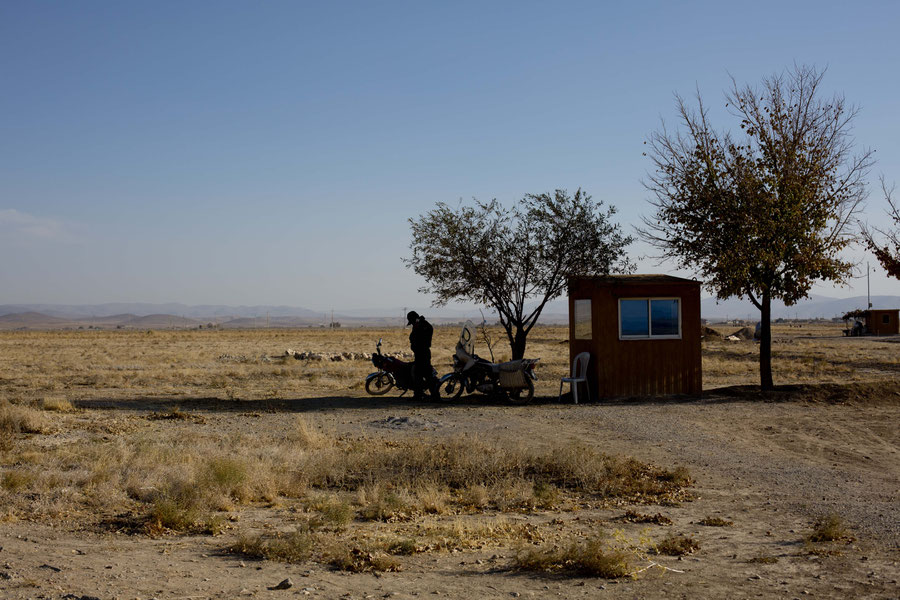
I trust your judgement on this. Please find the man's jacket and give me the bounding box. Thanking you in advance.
[409,317,433,354]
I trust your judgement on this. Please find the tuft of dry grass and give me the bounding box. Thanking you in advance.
[229,529,317,563]
[325,543,402,573]
[623,510,672,526]
[40,397,75,412]
[698,516,733,527]
[652,534,700,556]
[807,514,853,543]
[514,536,632,578]
[0,402,48,435]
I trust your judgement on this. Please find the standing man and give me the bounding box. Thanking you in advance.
[407,310,437,399]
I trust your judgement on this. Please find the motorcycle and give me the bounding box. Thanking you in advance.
[365,338,438,397]
[437,321,539,403]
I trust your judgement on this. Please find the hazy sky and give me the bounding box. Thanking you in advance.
[3,1,899,310]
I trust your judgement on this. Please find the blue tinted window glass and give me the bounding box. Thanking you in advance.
[620,300,648,336]
[650,299,679,336]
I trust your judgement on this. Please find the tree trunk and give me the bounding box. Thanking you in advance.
[510,327,528,360]
[760,293,774,390]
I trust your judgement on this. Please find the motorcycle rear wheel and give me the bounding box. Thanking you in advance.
[506,378,535,404]
[365,373,395,395]
[437,374,465,402]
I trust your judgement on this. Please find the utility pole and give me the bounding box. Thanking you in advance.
[867,261,873,309]
[266,311,270,329]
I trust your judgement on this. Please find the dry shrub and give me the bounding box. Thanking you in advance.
[325,543,401,573]
[652,534,700,556]
[415,483,449,514]
[303,436,689,506]
[40,397,75,412]
[515,536,632,578]
[0,402,47,434]
[290,415,330,449]
[623,510,672,526]
[2,469,37,492]
[698,516,733,527]
[309,496,353,530]
[532,481,561,509]
[807,514,853,543]
[230,529,316,563]
[357,485,411,522]
[385,537,418,555]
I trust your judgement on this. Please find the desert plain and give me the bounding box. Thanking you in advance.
[1,323,898,599]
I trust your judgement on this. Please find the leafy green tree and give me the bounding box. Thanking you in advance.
[407,189,633,359]
[641,65,873,389]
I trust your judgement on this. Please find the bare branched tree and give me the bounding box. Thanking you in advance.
[861,177,900,279]
[407,189,633,359]
[640,65,874,389]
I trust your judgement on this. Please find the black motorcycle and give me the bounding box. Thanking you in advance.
[365,338,438,397]
[437,321,539,403]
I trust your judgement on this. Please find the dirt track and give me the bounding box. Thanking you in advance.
[2,389,898,600]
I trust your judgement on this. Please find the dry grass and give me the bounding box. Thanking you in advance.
[698,516,733,527]
[0,401,48,435]
[623,510,672,526]
[514,535,633,578]
[807,514,853,543]
[0,323,892,573]
[652,534,701,556]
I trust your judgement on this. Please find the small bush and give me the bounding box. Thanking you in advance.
[652,534,700,556]
[326,544,401,573]
[358,489,409,522]
[532,481,561,509]
[2,469,36,492]
[230,529,316,563]
[147,497,204,532]
[807,514,853,542]
[748,554,778,564]
[515,537,631,578]
[40,397,75,412]
[385,537,418,555]
[312,498,353,530]
[204,457,248,496]
[698,516,733,527]
[0,404,47,434]
[459,483,489,509]
[623,510,672,525]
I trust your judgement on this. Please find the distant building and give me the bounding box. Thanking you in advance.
[865,309,899,335]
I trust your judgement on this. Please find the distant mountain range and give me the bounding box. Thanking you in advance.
[0,295,897,330]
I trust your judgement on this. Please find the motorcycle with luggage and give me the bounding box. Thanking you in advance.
[437,321,539,403]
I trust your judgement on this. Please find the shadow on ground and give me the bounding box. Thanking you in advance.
[71,381,900,414]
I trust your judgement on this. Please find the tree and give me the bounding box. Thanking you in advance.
[640,65,874,390]
[861,178,900,279]
[406,189,633,359]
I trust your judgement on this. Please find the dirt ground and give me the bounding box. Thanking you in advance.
[1,326,898,599]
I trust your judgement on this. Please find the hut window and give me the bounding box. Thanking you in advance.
[574,299,592,339]
[619,298,681,339]
[883,314,891,324]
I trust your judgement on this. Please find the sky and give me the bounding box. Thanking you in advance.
[2,0,900,311]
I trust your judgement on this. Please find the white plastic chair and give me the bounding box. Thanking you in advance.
[559,352,591,404]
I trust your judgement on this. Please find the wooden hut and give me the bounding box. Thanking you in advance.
[568,275,702,398]
[865,309,900,335]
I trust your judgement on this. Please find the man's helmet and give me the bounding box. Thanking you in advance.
[406,310,419,326]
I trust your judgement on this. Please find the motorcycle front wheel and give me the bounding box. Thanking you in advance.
[365,372,395,396]
[437,374,465,402]
[506,378,535,404]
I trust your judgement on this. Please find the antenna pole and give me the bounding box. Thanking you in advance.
[867,262,872,309]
